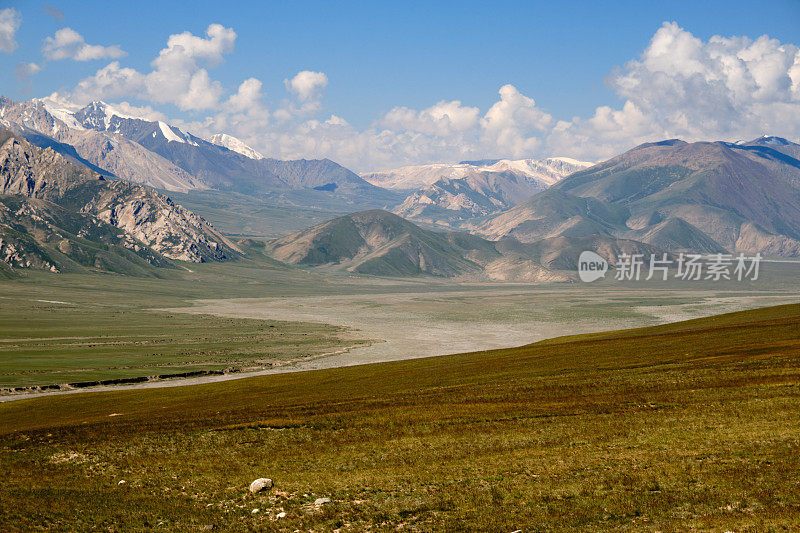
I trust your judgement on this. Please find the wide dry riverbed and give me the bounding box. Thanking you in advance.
[3,285,797,402]
[163,287,798,370]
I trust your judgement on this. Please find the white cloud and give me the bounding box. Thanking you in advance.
[479,84,554,157]
[42,28,126,61]
[111,101,168,122]
[226,78,265,112]
[284,71,328,102]
[60,22,800,171]
[143,23,236,111]
[381,100,480,137]
[602,22,800,144]
[0,8,21,53]
[70,23,236,111]
[15,62,41,82]
[154,23,236,69]
[71,61,146,103]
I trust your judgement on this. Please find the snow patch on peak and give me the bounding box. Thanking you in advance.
[36,95,85,130]
[158,121,186,144]
[545,156,594,167]
[363,157,593,191]
[207,133,264,160]
[91,101,137,124]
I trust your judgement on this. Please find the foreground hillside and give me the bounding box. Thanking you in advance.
[1,304,799,530]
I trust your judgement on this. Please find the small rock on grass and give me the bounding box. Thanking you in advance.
[249,478,273,493]
[314,497,331,506]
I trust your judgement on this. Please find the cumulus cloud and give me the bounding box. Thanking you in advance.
[592,22,800,150]
[479,84,554,156]
[69,23,236,111]
[71,61,145,103]
[15,62,41,82]
[0,8,21,53]
[226,78,265,112]
[284,71,328,102]
[381,100,480,137]
[60,22,800,170]
[43,28,126,61]
[144,23,236,110]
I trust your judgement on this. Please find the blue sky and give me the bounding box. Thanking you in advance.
[1,1,800,169]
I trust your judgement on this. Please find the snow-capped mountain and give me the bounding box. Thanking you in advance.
[0,97,206,192]
[63,101,376,193]
[208,133,264,160]
[361,157,592,191]
[0,96,379,196]
[363,157,592,228]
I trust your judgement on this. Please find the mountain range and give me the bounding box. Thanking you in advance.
[3,93,800,278]
[0,97,379,196]
[475,137,800,257]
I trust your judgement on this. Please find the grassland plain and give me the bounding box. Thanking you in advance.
[1,258,799,391]
[0,296,369,388]
[0,259,455,389]
[1,304,799,531]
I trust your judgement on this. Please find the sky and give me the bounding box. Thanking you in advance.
[1,0,799,171]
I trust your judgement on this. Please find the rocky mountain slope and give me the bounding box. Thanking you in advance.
[476,138,800,256]
[68,100,377,194]
[0,129,239,274]
[0,96,407,237]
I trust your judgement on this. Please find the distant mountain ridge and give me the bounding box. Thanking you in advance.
[475,137,800,257]
[361,157,591,191]
[362,157,592,228]
[0,97,206,192]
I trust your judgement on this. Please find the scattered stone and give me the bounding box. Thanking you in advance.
[314,497,331,506]
[249,478,273,493]
[276,512,287,519]
[251,508,260,514]
[117,480,126,485]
